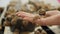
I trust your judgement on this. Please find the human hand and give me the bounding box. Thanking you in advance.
[16,11,40,22]
[16,10,60,25]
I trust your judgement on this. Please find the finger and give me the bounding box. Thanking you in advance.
[16,12,26,17]
[23,17,33,22]
[17,12,33,17]
[16,11,26,15]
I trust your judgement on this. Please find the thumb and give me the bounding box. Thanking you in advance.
[46,10,60,17]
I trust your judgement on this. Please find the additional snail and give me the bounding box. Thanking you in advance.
[57,7,60,11]
[0,7,4,17]
[37,8,46,16]
[13,29,20,34]
[34,29,42,34]
[21,3,37,13]
[26,4,37,12]
[0,25,2,30]
[34,29,47,34]
[5,6,17,17]
[0,7,4,13]
[0,25,5,34]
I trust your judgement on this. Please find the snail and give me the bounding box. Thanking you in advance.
[4,14,36,34]
[34,29,47,34]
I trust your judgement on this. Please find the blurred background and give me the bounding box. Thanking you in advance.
[0,0,60,34]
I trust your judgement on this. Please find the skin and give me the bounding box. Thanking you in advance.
[16,10,60,26]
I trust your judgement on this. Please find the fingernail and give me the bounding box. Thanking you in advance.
[18,14,21,17]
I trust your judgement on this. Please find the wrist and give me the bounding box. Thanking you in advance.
[34,18,47,26]
[32,14,40,21]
